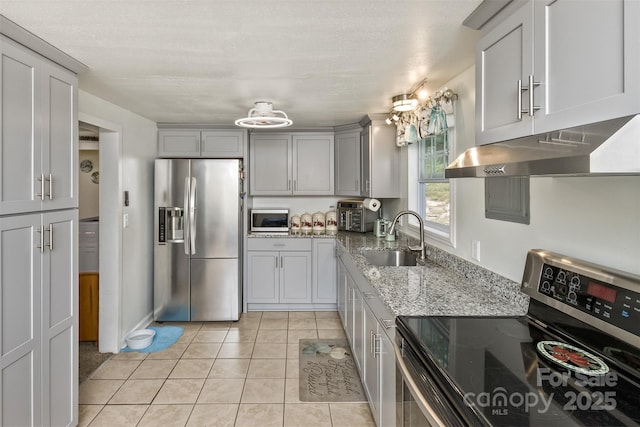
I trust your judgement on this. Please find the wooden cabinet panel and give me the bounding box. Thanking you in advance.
[79,273,99,341]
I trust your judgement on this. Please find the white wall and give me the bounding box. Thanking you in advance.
[78,149,100,219]
[79,90,157,347]
[251,196,340,219]
[402,66,640,282]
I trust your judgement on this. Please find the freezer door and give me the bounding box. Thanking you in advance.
[190,159,241,258]
[191,258,240,321]
[154,159,191,321]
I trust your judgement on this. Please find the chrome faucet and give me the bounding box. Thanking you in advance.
[388,210,426,260]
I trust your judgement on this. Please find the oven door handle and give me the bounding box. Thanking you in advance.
[394,342,448,427]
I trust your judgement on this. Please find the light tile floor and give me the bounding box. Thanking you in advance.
[79,311,376,427]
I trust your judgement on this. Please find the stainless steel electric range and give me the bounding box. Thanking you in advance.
[395,249,640,427]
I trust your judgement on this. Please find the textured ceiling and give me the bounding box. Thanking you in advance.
[1,0,482,128]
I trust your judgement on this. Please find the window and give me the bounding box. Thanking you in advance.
[407,128,455,246]
[419,132,450,228]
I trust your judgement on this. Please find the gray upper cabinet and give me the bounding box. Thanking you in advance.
[334,128,362,196]
[292,134,334,195]
[1,36,78,215]
[249,133,292,195]
[158,129,246,158]
[476,0,640,145]
[360,116,400,198]
[249,132,334,196]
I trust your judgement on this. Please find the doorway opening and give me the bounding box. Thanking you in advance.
[77,114,123,382]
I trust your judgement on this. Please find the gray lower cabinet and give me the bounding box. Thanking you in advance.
[337,259,348,327]
[337,249,396,427]
[1,35,78,216]
[312,239,337,304]
[158,129,246,158]
[247,238,339,310]
[246,238,312,310]
[0,210,77,427]
[363,304,381,424]
[247,249,312,305]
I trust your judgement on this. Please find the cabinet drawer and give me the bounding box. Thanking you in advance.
[248,238,312,252]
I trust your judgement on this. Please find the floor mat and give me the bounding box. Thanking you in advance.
[120,325,183,353]
[299,338,367,402]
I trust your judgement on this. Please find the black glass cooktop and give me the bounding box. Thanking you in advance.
[397,307,640,427]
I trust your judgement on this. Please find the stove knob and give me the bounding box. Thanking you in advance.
[541,281,551,292]
[557,271,566,284]
[570,275,581,289]
[567,291,577,304]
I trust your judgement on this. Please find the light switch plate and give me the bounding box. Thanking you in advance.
[471,240,481,262]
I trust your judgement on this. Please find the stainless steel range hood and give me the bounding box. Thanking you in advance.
[445,115,640,178]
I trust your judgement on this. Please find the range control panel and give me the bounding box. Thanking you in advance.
[537,263,640,336]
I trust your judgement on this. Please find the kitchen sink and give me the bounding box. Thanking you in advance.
[361,250,417,267]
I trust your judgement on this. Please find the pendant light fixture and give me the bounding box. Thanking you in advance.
[392,94,419,112]
[234,101,293,128]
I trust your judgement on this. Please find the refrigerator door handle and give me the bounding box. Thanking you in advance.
[190,176,197,254]
[184,176,190,255]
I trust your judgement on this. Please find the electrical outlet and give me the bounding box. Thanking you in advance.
[123,213,129,228]
[471,240,481,262]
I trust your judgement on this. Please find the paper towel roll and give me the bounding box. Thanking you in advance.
[362,198,380,212]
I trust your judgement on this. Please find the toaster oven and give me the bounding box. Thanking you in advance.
[337,199,377,233]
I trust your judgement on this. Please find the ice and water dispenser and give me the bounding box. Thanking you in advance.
[158,207,184,243]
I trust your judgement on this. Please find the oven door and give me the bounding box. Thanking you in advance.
[395,335,467,427]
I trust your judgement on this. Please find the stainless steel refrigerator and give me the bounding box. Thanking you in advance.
[154,158,243,321]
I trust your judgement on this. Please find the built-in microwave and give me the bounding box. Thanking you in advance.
[250,209,290,233]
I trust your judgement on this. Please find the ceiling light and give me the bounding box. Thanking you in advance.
[235,101,293,128]
[392,94,418,112]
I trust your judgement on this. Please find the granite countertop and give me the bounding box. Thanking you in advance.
[336,231,529,318]
[247,232,336,239]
